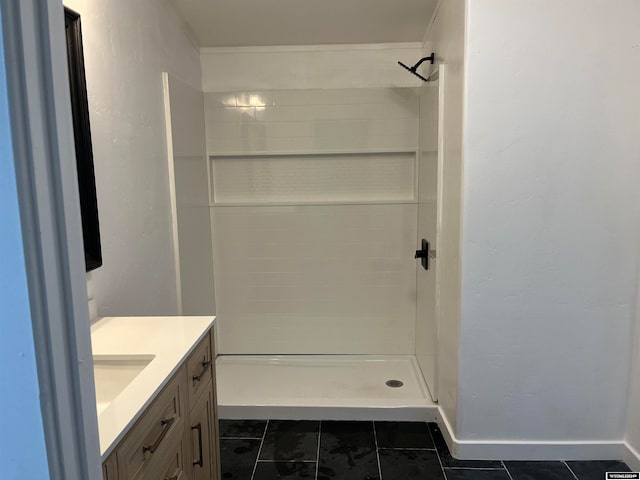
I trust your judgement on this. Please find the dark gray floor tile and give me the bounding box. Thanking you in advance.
[374,421,434,449]
[445,469,511,480]
[220,438,261,480]
[317,421,379,480]
[220,419,268,438]
[259,420,320,461]
[504,461,576,480]
[253,462,316,479]
[427,423,503,469]
[378,449,445,480]
[566,460,632,480]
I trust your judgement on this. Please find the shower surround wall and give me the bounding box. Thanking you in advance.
[422,0,466,432]
[205,88,422,354]
[415,79,440,399]
[163,74,216,316]
[200,44,424,92]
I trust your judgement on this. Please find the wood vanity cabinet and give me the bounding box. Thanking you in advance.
[187,329,220,480]
[102,328,220,480]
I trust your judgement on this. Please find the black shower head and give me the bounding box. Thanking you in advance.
[398,53,436,82]
[398,61,430,82]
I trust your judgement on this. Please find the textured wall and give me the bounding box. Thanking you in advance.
[459,0,640,442]
[626,281,640,467]
[63,0,202,316]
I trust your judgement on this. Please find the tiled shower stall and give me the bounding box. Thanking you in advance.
[167,80,443,420]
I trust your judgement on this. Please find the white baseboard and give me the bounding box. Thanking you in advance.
[623,442,640,472]
[436,408,625,461]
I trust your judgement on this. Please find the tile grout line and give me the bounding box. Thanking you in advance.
[564,461,580,480]
[446,467,509,471]
[220,436,264,440]
[427,423,448,480]
[250,419,269,480]
[372,421,384,480]
[256,460,318,463]
[314,421,321,480]
[501,461,515,480]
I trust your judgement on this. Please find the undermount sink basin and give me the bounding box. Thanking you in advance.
[93,355,155,415]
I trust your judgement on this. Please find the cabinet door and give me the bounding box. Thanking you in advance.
[209,328,220,480]
[187,333,213,403]
[190,383,216,480]
[102,453,118,480]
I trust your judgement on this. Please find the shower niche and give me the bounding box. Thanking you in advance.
[209,151,417,205]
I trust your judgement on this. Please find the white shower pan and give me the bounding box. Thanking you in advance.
[216,355,437,421]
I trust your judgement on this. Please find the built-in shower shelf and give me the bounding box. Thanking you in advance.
[209,150,419,205]
[208,149,418,157]
[210,200,419,207]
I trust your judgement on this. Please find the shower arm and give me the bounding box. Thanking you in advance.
[410,54,435,71]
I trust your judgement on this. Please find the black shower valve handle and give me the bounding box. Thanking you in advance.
[415,239,430,271]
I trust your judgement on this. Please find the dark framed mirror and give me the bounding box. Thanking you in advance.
[64,7,102,272]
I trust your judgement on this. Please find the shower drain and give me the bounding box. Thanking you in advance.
[385,379,404,388]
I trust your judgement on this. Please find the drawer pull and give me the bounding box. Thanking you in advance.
[192,423,204,467]
[165,471,182,480]
[142,416,175,455]
[192,360,211,384]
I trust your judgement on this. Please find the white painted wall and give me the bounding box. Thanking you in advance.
[63,0,201,316]
[87,272,97,322]
[0,25,50,479]
[422,0,466,433]
[200,44,424,92]
[626,279,640,469]
[459,0,640,445]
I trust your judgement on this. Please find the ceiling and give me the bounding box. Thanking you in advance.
[169,0,439,48]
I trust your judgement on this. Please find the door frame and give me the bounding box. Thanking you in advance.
[0,1,101,478]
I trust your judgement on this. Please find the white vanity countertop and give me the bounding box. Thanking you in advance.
[91,315,215,460]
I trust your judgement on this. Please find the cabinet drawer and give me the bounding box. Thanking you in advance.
[147,433,190,480]
[116,368,187,479]
[187,333,213,402]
